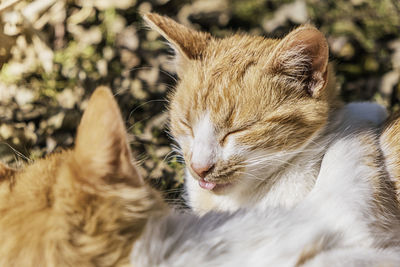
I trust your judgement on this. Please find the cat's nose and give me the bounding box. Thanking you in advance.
[191,162,214,178]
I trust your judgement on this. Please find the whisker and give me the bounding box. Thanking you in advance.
[129,66,178,84]
[127,99,168,122]
[235,171,265,181]
[0,142,32,163]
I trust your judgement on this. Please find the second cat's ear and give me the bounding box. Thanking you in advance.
[269,25,329,98]
[143,13,211,71]
[71,86,143,187]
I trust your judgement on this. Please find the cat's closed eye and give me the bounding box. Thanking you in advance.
[179,119,194,137]
[220,128,249,145]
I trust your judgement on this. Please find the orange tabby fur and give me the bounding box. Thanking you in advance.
[1,85,400,266]
[145,13,340,152]
[381,112,400,203]
[167,29,340,152]
[145,13,362,213]
[0,87,166,266]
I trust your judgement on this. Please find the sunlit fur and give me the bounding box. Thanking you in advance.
[1,85,400,266]
[132,130,400,266]
[144,13,388,213]
[380,112,400,203]
[0,87,165,267]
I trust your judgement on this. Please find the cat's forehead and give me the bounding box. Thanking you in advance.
[203,35,278,73]
[208,35,278,55]
[175,37,289,126]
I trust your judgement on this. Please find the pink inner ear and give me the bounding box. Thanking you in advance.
[284,27,328,73]
[297,31,328,73]
[272,26,329,97]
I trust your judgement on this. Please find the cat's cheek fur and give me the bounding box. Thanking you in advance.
[176,135,192,156]
[221,136,246,161]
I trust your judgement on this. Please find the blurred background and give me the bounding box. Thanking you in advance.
[0,0,399,200]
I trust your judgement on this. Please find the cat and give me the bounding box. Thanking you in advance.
[131,123,400,266]
[0,87,166,267]
[1,86,399,266]
[143,13,390,214]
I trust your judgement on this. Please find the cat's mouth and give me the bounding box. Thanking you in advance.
[187,158,244,193]
[198,179,232,192]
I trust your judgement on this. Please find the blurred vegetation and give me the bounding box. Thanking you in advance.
[0,0,399,201]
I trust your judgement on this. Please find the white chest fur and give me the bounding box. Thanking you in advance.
[132,130,400,267]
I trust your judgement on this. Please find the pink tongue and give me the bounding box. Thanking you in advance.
[199,179,216,190]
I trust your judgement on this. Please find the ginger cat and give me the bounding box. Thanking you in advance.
[144,13,388,213]
[0,87,165,266]
[1,86,399,266]
[132,118,400,266]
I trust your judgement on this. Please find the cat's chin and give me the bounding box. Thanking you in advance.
[199,179,233,193]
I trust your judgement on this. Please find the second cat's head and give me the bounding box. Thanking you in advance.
[145,13,337,193]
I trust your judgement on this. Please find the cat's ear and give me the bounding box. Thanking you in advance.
[269,25,329,98]
[0,162,15,179]
[143,13,211,71]
[72,86,143,187]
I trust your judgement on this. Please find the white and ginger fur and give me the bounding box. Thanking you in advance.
[1,85,399,266]
[132,130,400,266]
[143,13,389,214]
